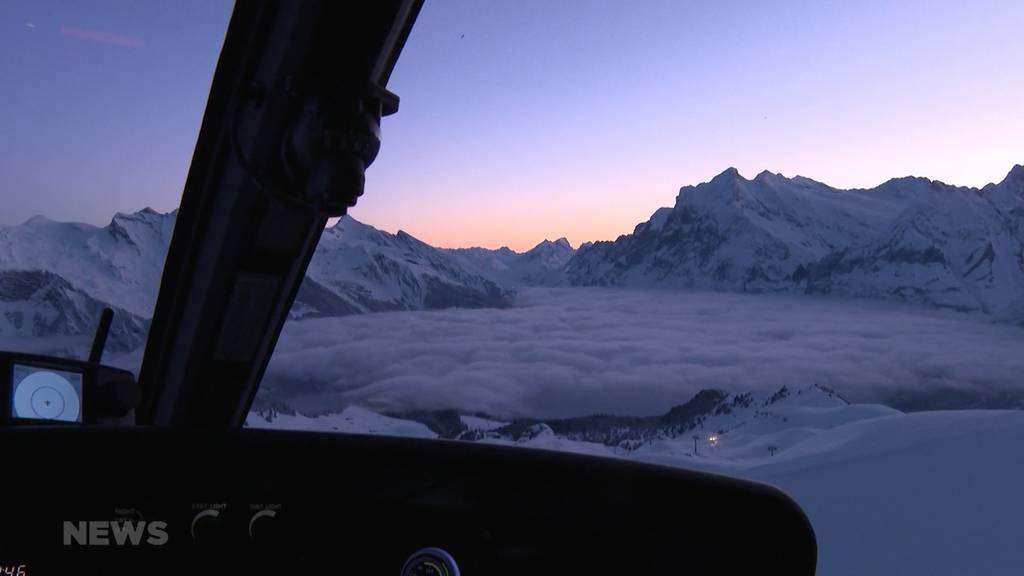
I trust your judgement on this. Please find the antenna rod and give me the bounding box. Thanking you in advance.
[89,308,114,364]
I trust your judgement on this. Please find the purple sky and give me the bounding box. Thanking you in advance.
[3,1,1023,251]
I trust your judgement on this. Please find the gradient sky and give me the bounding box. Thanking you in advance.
[3,1,1023,251]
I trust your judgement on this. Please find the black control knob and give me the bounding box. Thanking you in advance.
[248,509,280,543]
[190,509,224,546]
[401,547,460,576]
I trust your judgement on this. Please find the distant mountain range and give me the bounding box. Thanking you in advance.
[569,165,1024,321]
[447,237,575,286]
[3,164,1023,355]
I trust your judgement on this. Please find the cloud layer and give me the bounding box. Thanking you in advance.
[261,288,1024,418]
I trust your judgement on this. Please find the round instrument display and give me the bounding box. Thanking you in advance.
[401,547,460,576]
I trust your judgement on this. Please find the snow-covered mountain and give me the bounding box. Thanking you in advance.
[7,163,1024,355]
[447,237,575,286]
[0,208,174,318]
[0,208,173,352]
[0,211,512,355]
[294,216,510,318]
[567,165,1024,321]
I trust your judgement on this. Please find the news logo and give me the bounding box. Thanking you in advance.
[62,520,168,546]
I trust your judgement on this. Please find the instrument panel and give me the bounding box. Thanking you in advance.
[0,427,816,575]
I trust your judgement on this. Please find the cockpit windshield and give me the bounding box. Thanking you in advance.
[3,2,1024,575]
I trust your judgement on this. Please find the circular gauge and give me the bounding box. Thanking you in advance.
[401,547,460,576]
[13,370,81,422]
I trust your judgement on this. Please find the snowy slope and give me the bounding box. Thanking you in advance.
[468,389,1024,575]
[447,237,575,286]
[247,389,1024,576]
[456,384,899,452]
[250,384,899,460]
[0,270,149,353]
[641,410,1024,576]
[245,405,436,438]
[568,165,1024,321]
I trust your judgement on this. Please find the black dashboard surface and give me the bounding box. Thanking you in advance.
[0,428,816,575]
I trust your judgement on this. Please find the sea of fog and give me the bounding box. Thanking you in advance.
[258,287,1024,418]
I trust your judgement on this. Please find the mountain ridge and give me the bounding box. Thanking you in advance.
[567,164,1024,321]
[0,212,513,356]
[446,235,576,286]
[4,163,1023,356]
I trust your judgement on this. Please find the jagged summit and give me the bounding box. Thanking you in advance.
[710,166,744,183]
[529,237,574,252]
[1002,164,1024,185]
[754,169,785,182]
[110,206,168,220]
